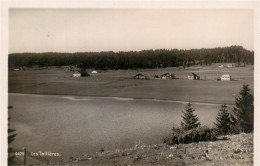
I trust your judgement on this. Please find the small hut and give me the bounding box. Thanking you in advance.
[161,73,175,79]
[73,71,81,77]
[133,73,148,80]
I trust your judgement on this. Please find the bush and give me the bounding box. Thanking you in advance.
[166,126,217,145]
[165,103,217,145]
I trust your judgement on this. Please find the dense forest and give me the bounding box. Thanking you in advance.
[9,46,254,70]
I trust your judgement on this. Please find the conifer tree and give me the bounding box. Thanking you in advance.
[233,84,254,133]
[181,103,201,131]
[8,106,16,166]
[215,104,232,136]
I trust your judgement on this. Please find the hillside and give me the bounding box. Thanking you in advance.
[58,133,253,166]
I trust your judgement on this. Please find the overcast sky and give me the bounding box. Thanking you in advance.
[9,8,254,53]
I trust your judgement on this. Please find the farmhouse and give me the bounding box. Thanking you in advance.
[221,74,231,81]
[188,73,200,80]
[134,73,148,80]
[161,73,175,79]
[73,71,81,77]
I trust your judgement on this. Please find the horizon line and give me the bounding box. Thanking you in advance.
[9,45,254,55]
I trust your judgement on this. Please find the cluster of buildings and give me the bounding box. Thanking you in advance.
[72,68,232,81]
[72,70,98,77]
[218,63,245,68]
[134,72,232,81]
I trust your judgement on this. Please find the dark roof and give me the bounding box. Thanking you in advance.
[134,73,148,79]
[74,71,81,74]
[161,73,174,76]
[192,72,200,77]
[135,73,145,76]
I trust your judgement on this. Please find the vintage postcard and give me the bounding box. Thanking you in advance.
[1,1,259,165]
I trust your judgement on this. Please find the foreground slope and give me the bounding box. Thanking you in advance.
[61,133,253,166]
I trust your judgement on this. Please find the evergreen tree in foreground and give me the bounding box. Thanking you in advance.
[215,104,232,136]
[181,103,201,131]
[8,106,16,166]
[233,84,254,133]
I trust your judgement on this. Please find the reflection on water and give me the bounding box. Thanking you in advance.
[9,93,221,160]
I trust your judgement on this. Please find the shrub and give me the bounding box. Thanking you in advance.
[165,103,217,145]
[167,126,217,145]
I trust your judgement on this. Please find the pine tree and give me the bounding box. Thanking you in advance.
[8,106,16,166]
[181,103,201,131]
[215,104,232,136]
[233,84,254,133]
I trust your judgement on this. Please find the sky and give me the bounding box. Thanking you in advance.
[9,8,254,53]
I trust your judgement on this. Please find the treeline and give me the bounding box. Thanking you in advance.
[9,46,254,70]
[164,84,254,145]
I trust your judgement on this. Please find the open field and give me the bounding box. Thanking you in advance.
[9,65,254,105]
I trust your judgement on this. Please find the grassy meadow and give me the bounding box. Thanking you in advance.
[9,64,253,105]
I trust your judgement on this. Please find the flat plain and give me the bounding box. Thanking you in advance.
[9,64,254,104]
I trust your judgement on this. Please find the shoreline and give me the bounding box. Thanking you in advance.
[8,92,235,107]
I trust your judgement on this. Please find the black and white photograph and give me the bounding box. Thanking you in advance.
[1,1,259,165]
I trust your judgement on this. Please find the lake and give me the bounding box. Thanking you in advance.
[8,93,228,161]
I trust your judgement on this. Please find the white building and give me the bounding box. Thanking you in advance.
[73,71,81,77]
[221,74,231,81]
[188,75,194,80]
[91,70,98,74]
